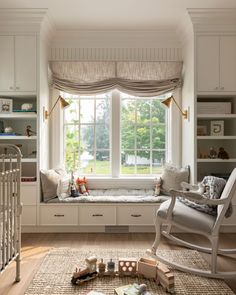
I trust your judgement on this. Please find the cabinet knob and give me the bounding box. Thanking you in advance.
[131,214,142,217]
[215,87,219,90]
[9,86,13,90]
[220,86,224,90]
[15,86,20,90]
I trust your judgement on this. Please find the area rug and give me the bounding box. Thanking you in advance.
[24,248,234,295]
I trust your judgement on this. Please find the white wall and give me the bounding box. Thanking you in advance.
[181,24,196,182]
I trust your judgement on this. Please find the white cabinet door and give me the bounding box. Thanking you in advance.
[0,36,14,91]
[197,35,220,92]
[220,36,236,92]
[15,35,36,92]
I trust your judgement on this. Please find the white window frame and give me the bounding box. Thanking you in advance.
[50,88,182,185]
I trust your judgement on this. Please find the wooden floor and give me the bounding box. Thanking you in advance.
[0,232,236,295]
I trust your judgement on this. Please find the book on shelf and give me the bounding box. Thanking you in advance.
[0,133,19,136]
[13,109,37,113]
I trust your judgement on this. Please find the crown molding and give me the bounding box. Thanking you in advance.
[188,8,236,32]
[0,8,55,35]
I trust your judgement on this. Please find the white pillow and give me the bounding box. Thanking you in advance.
[40,169,61,202]
[161,164,189,195]
[57,176,71,200]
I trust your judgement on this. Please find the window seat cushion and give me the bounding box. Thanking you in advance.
[46,189,169,203]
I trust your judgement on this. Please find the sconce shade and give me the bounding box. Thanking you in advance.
[44,95,70,120]
[161,95,188,120]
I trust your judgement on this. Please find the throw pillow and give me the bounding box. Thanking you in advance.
[57,176,71,200]
[40,169,61,202]
[178,176,232,218]
[160,164,189,195]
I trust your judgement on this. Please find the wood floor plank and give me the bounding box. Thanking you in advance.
[0,233,235,295]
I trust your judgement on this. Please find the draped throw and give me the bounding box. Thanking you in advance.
[50,61,182,97]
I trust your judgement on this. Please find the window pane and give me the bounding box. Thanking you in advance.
[121,150,135,174]
[121,125,135,149]
[137,125,150,149]
[81,150,94,174]
[80,99,94,123]
[64,100,79,124]
[137,99,151,124]
[96,99,110,124]
[152,125,166,149]
[136,151,150,174]
[121,99,135,123]
[152,151,165,174]
[152,100,166,124]
[64,125,79,171]
[96,125,109,149]
[96,151,110,174]
[81,125,94,150]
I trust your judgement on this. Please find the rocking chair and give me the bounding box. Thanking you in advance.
[147,168,236,278]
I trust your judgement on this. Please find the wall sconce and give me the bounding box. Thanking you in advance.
[161,95,188,120]
[44,95,70,120]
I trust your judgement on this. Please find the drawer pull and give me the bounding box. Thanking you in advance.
[54,214,65,217]
[131,214,142,218]
[92,214,103,217]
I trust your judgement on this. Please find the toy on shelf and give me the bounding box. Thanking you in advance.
[76,176,89,195]
[218,147,229,159]
[26,125,37,137]
[208,147,217,159]
[72,256,175,293]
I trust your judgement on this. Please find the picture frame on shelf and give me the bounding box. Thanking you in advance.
[210,120,224,136]
[0,98,13,113]
[197,125,207,136]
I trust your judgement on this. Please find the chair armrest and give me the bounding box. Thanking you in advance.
[169,189,227,205]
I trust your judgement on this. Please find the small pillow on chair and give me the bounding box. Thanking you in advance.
[40,169,61,202]
[160,164,189,195]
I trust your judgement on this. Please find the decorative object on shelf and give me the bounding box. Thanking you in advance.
[21,176,37,182]
[28,150,37,158]
[70,171,79,197]
[26,125,37,137]
[0,120,4,133]
[0,98,13,113]
[21,103,33,111]
[210,120,224,136]
[44,95,70,120]
[197,102,231,114]
[76,176,89,195]
[208,147,217,159]
[218,147,229,160]
[161,95,188,120]
[4,126,13,133]
[197,125,207,136]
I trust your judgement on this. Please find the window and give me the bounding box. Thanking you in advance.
[63,91,168,177]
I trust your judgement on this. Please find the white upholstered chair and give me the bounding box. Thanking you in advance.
[147,168,236,278]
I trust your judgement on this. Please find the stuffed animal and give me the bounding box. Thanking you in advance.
[76,176,89,195]
[154,178,162,196]
[218,147,229,159]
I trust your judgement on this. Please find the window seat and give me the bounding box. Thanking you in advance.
[47,189,169,203]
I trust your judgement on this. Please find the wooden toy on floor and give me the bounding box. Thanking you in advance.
[118,258,137,277]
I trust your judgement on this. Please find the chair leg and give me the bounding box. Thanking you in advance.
[211,236,219,274]
[151,217,162,254]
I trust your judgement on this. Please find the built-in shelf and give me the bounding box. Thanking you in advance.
[0,113,37,119]
[197,158,236,163]
[0,158,37,163]
[0,135,37,140]
[197,114,236,119]
[197,136,236,140]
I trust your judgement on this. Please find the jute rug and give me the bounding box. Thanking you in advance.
[24,248,234,295]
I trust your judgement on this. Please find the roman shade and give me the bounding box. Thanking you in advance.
[50,61,182,97]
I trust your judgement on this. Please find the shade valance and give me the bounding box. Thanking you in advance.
[50,61,182,97]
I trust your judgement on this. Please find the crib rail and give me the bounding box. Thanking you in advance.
[0,144,22,282]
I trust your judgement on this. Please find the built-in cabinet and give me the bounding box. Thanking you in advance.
[0,34,38,226]
[0,35,36,92]
[197,35,236,93]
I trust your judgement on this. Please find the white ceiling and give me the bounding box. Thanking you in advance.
[0,0,236,30]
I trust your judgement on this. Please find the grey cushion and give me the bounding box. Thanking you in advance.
[157,199,216,233]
